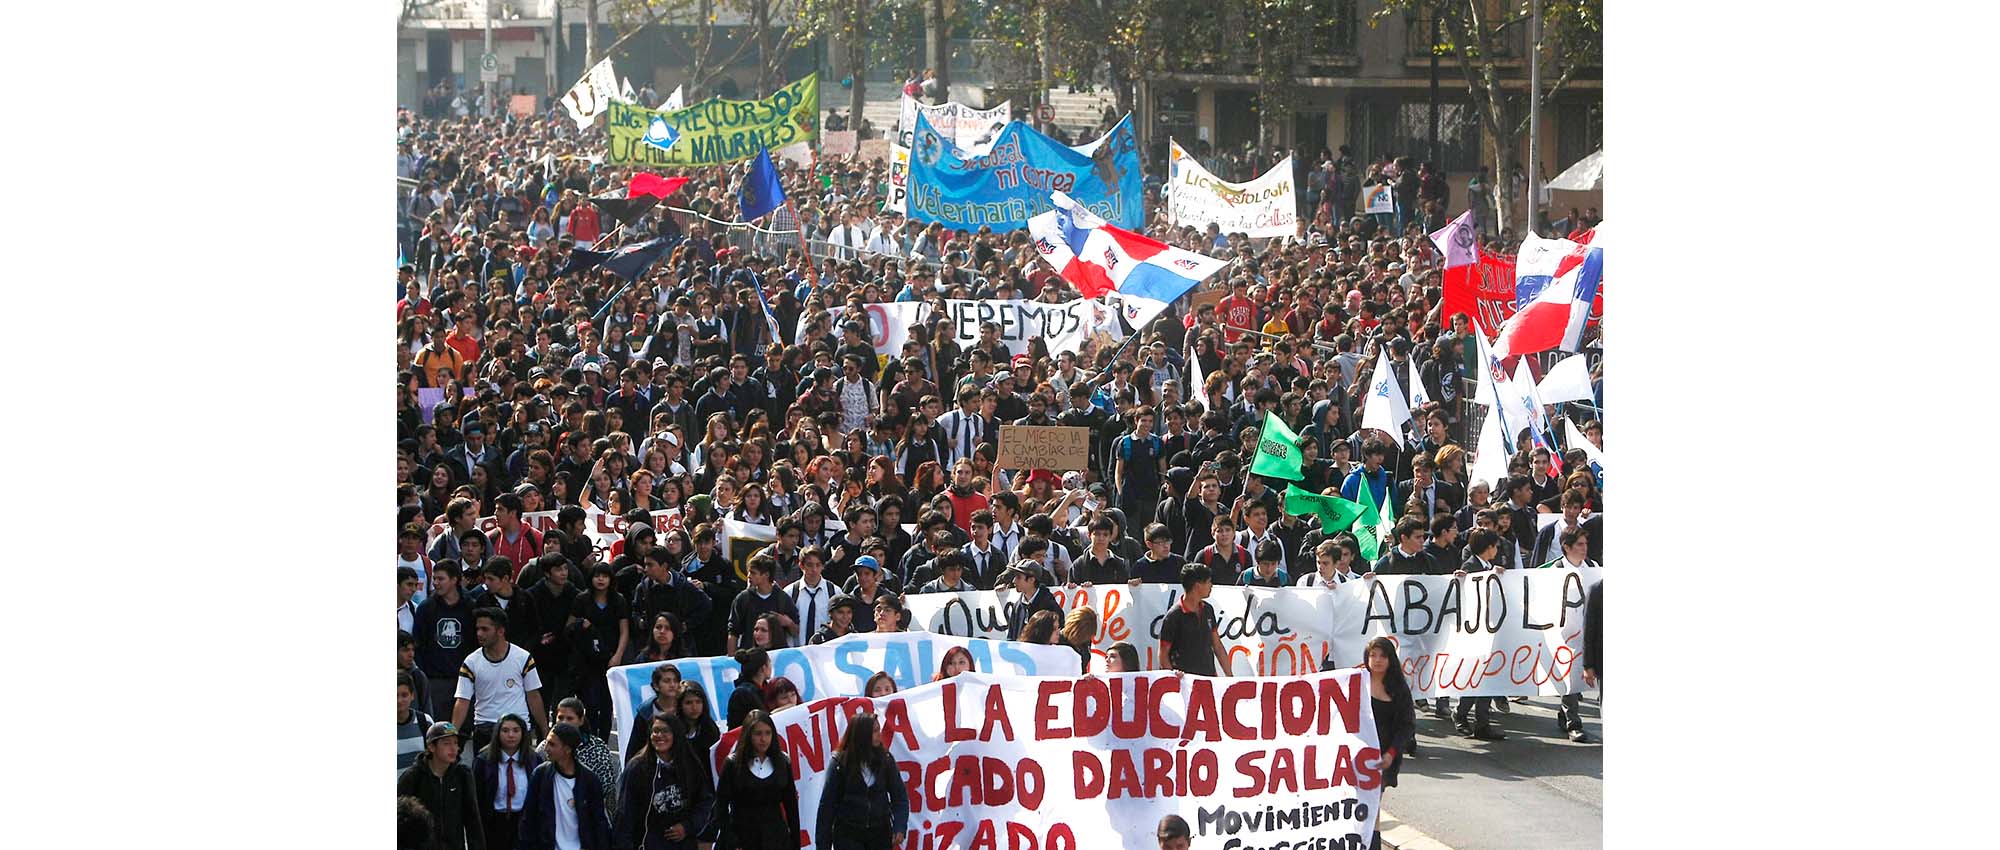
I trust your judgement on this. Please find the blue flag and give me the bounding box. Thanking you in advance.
[738,148,786,222]
[601,235,680,282]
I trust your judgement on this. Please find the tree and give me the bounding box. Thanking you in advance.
[1373,0,1602,234]
[923,0,950,102]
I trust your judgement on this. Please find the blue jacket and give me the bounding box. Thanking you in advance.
[517,762,611,850]
[1339,467,1391,508]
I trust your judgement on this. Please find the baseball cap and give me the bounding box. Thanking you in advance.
[424,721,465,744]
[853,555,881,573]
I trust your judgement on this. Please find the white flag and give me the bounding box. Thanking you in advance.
[1407,356,1431,411]
[1468,406,1511,492]
[1564,418,1604,468]
[1360,348,1412,447]
[619,77,637,104]
[1186,341,1206,402]
[1470,327,1500,406]
[560,58,622,129]
[1536,352,1596,404]
[661,85,684,111]
[1511,359,1551,435]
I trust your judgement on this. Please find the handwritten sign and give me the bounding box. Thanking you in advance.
[508,94,537,117]
[858,137,892,163]
[996,425,1091,471]
[820,130,857,156]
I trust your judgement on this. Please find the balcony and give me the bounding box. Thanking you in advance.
[1406,16,1517,66]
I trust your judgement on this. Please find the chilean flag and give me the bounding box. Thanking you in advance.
[1430,210,1480,322]
[1493,230,1603,359]
[1028,191,1229,330]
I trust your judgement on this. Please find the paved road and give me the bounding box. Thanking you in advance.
[1381,695,1602,850]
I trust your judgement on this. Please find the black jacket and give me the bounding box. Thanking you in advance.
[1373,547,1436,576]
[726,679,767,730]
[716,752,803,850]
[397,753,487,850]
[474,748,544,814]
[518,761,610,850]
[1004,585,1063,641]
[615,750,715,850]
[813,753,910,850]
[1584,579,1603,677]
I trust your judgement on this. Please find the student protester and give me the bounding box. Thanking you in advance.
[1156,815,1192,850]
[1131,523,1186,584]
[1451,528,1507,740]
[567,562,630,736]
[808,595,861,644]
[1374,517,1435,575]
[1072,517,1130,585]
[1240,540,1291,587]
[518,723,611,850]
[398,671,435,778]
[399,566,424,634]
[727,556,800,654]
[397,722,486,850]
[813,712,909,850]
[783,545,841,646]
[674,683,723,777]
[1297,535,1364,587]
[1059,607,1099,673]
[1104,642,1142,674]
[1361,636,1416,850]
[1189,515,1253,585]
[933,646,977,681]
[727,647,772,730]
[1000,562,1062,641]
[473,714,540,850]
[453,607,548,752]
[414,560,478,720]
[615,713,715,850]
[536,698,622,814]
[872,592,909,633]
[715,709,802,850]
[1159,564,1230,677]
[400,630,434,722]
[628,612,691,665]
[864,671,899,698]
[625,665,686,761]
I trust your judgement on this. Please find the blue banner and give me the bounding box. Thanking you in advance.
[905,113,1142,233]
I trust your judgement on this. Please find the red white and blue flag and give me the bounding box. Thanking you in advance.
[1028,191,1229,330]
[1494,229,1604,359]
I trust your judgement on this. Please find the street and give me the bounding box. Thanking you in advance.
[1381,695,1603,850]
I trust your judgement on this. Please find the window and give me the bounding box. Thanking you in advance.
[1348,98,1482,173]
[1555,100,1603,173]
[1309,0,1359,55]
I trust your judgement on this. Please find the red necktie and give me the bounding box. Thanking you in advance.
[504,757,516,813]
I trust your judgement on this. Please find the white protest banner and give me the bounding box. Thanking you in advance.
[885,144,910,213]
[560,58,621,129]
[804,298,1107,359]
[462,506,683,565]
[898,96,1012,152]
[904,569,1600,699]
[821,130,858,156]
[858,137,893,162]
[1166,139,1299,238]
[712,669,1384,850]
[607,631,1079,743]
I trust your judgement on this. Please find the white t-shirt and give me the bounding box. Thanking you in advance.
[454,643,542,724]
[552,770,581,850]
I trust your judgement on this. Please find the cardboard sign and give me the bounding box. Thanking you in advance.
[508,94,537,117]
[996,424,1091,471]
[857,137,892,162]
[820,129,857,156]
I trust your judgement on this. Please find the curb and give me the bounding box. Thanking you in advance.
[1378,809,1456,850]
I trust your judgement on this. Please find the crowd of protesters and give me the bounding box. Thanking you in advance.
[394,99,1603,850]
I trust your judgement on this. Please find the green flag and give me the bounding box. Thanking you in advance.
[1353,475,1387,561]
[1250,411,1305,481]
[1283,484,1366,531]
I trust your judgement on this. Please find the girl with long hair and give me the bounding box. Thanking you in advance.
[931,646,975,682]
[813,713,909,850]
[863,672,898,699]
[630,612,689,665]
[1358,636,1416,850]
[475,713,540,850]
[716,710,803,850]
[896,415,942,480]
[674,682,723,775]
[760,676,802,713]
[1059,607,1099,673]
[614,713,715,850]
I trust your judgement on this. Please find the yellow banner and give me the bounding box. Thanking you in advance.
[606,74,818,167]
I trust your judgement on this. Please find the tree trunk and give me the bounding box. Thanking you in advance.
[753,0,774,95]
[847,0,869,127]
[1490,133,1516,237]
[924,0,949,104]
[689,0,714,101]
[584,0,599,64]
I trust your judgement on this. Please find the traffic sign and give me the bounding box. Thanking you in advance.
[479,52,499,83]
[1036,103,1054,123]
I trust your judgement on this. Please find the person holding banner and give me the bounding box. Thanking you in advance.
[813,712,908,850]
[726,648,772,730]
[1158,564,1230,677]
[715,710,802,850]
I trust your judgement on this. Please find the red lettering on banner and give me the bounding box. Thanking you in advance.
[1258,683,1278,739]
[1107,749,1143,799]
[980,757,1016,805]
[1148,677,1177,739]
[1033,680,1071,739]
[881,697,918,751]
[1278,680,1315,736]
[1046,823,1076,850]
[1101,589,1130,642]
[1232,751,1265,798]
[1108,676,1148,739]
[1181,680,1220,742]
[784,719,826,773]
[1301,746,1330,791]
[1329,745,1359,788]
[1006,823,1037,850]
[969,820,999,850]
[923,756,951,809]
[1070,677,1109,737]
[947,755,981,806]
[1355,746,1384,790]
[979,684,1015,741]
[1220,681,1258,740]
[1017,758,1045,809]
[1143,748,1174,798]
[1267,748,1299,793]
[1072,751,1104,798]
[1186,748,1220,796]
[943,683,974,742]
[1322,672,1364,735]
